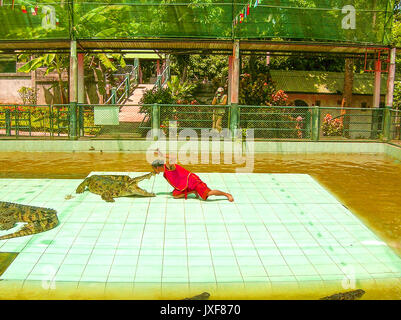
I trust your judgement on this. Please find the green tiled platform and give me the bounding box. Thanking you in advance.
[0,173,400,297]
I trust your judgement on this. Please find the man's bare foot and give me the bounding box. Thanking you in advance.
[226,193,234,202]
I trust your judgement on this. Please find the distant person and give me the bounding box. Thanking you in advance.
[211,87,227,132]
[151,150,234,202]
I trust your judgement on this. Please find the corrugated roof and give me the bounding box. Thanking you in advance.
[269,70,389,95]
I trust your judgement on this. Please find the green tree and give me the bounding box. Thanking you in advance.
[18,54,69,104]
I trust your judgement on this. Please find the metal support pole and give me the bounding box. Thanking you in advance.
[384,48,396,141]
[69,40,78,140]
[311,106,320,141]
[5,109,11,136]
[382,106,391,141]
[227,56,233,105]
[152,103,160,141]
[230,41,240,137]
[78,53,85,137]
[373,59,382,109]
[69,102,77,139]
[229,103,240,136]
[111,87,116,105]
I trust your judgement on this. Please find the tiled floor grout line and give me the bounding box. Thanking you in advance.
[218,174,245,286]
[76,202,114,291]
[132,181,155,293]
[24,195,99,292]
[285,201,355,281]
[271,203,326,284]
[255,176,303,284]
[301,203,372,277]
[199,200,218,287]
[15,186,89,290]
[183,201,190,292]
[314,204,390,279]
[160,195,169,290]
[104,200,134,286]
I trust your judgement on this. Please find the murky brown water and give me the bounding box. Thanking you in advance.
[0,151,400,299]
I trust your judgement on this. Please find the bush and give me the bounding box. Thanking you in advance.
[322,113,344,136]
[239,73,276,105]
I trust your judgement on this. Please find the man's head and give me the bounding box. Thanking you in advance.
[151,159,165,174]
[216,87,224,96]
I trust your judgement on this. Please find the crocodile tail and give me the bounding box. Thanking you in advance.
[76,178,90,193]
[0,215,59,240]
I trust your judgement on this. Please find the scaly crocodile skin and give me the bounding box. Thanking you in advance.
[0,201,58,240]
[76,172,156,202]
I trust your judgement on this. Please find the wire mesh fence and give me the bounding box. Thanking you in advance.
[158,104,228,136]
[0,103,392,142]
[389,109,401,142]
[239,106,311,139]
[0,104,70,138]
[319,107,384,140]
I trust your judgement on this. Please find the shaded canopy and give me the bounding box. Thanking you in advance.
[0,0,394,45]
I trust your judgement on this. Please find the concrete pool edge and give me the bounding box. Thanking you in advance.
[0,141,400,163]
[0,140,396,155]
[0,277,400,300]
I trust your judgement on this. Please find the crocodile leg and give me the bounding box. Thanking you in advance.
[76,177,90,193]
[0,218,15,231]
[101,192,115,202]
[0,217,59,240]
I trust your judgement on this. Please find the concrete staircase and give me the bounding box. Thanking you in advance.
[119,84,154,123]
[97,84,153,138]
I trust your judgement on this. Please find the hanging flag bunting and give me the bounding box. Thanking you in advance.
[56,17,59,25]
[21,5,27,13]
[233,0,262,26]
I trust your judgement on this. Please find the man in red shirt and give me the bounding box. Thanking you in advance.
[151,152,234,202]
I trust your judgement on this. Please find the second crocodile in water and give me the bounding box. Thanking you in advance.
[76,172,156,202]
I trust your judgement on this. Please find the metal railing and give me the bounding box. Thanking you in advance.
[239,105,311,139]
[0,104,70,138]
[152,60,171,91]
[105,63,139,105]
[0,104,399,143]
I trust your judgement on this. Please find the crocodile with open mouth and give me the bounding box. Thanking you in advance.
[76,172,156,202]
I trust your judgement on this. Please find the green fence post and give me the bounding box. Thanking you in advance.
[69,102,78,140]
[229,103,239,138]
[125,74,130,99]
[311,106,320,141]
[371,109,380,139]
[151,103,160,141]
[111,87,116,105]
[15,106,19,137]
[382,106,391,141]
[78,104,84,137]
[5,109,11,136]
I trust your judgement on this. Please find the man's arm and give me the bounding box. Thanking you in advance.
[220,94,228,105]
[155,149,176,170]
